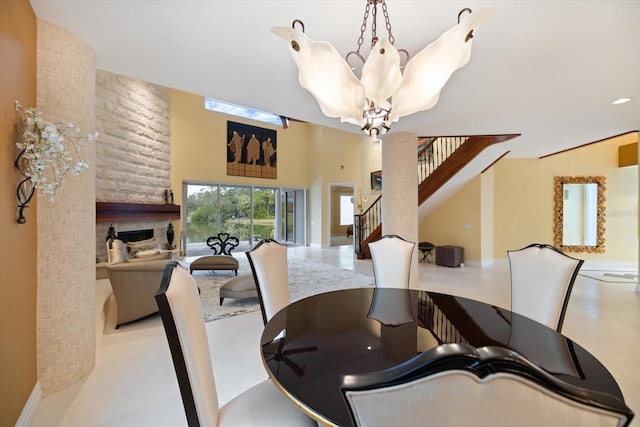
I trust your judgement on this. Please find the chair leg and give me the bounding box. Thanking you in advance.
[220,297,224,305]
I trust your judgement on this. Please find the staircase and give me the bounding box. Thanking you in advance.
[354,134,519,259]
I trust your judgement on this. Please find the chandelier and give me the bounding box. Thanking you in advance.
[272,1,495,138]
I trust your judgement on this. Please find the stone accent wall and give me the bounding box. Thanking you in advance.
[36,19,96,395]
[95,70,172,261]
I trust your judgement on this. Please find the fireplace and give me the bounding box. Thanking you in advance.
[116,229,154,243]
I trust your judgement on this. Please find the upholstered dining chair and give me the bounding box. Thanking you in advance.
[154,262,316,427]
[340,344,633,427]
[507,243,584,332]
[246,239,290,325]
[368,234,415,288]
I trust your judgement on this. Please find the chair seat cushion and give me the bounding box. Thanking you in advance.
[218,379,316,426]
[220,274,257,299]
[189,255,240,272]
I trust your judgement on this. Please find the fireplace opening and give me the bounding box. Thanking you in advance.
[116,229,154,243]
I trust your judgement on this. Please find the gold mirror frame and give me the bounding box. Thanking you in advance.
[554,176,606,253]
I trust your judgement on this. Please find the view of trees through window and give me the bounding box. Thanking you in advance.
[186,184,277,255]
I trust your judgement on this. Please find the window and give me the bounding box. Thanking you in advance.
[340,195,354,225]
[204,97,286,127]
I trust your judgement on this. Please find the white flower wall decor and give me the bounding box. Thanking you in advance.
[14,101,98,223]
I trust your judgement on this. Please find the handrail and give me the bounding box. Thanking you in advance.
[353,194,381,255]
[418,136,468,183]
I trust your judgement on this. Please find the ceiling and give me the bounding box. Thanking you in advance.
[29,0,639,160]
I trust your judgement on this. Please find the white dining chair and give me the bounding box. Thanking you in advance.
[155,262,316,427]
[340,344,632,427]
[368,234,415,288]
[507,243,584,332]
[246,239,291,325]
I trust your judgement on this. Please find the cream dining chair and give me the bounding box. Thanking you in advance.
[368,234,415,288]
[507,243,584,332]
[246,239,291,325]
[340,344,633,427]
[154,262,316,427]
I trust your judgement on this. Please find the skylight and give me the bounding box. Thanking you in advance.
[204,97,285,126]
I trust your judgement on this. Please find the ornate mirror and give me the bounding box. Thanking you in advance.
[554,176,606,253]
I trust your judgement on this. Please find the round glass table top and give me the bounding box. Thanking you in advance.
[260,288,625,427]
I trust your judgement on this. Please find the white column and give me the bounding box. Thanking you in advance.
[381,132,418,288]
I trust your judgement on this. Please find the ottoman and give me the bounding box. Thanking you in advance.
[189,255,239,276]
[219,274,258,305]
[435,245,464,267]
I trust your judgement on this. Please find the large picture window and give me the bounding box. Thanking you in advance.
[184,182,306,256]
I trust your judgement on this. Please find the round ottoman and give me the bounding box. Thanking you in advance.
[219,274,258,305]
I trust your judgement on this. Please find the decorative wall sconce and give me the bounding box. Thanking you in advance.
[13,101,97,224]
[15,150,35,224]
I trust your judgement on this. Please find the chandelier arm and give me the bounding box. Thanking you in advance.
[291,19,305,33]
[458,8,472,24]
[397,48,410,68]
[346,51,367,70]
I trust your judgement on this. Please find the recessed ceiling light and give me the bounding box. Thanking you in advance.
[612,97,632,105]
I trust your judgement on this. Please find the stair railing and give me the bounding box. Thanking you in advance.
[418,136,469,183]
[353,194,381,255]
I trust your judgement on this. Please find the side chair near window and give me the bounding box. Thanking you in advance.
[246,239,291,325]
[340,343,633,427]
[507,243,584,332]
[368,234,416,288]
[154,262,316,427]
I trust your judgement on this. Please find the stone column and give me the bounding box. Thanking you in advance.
[36,19,96,394]
[381,132,418,288]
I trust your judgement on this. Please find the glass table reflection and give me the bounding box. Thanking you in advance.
[260,288,626,427]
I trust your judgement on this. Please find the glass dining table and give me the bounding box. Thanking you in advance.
[260,287,630,427]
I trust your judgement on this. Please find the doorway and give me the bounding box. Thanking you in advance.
[330,184,355,246]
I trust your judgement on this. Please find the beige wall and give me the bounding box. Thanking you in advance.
[421,132,638,265]
[169,89,365,246]
[0,1,38,425]
[419,175,483,263]
[494,132,637,264]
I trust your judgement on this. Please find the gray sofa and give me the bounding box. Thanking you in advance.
[106,238,172,327]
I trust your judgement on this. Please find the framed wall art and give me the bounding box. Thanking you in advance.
[226,121,277,179]
[371,170,382,190]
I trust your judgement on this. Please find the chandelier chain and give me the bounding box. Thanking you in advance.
[381,0,394,45]
[356,2,371,54]
[370,1,378,49]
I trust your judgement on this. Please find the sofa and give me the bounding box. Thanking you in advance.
[106,237,172,328]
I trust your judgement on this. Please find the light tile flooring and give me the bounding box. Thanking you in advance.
[32,245,640,426]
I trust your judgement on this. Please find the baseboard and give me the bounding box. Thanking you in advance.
[581,260,638,271]
[15,381,41,427]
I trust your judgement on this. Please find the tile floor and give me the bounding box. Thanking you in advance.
[31,245,640,426]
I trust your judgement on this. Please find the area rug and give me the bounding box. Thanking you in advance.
[191,256,374,322]
[579,270,638,283]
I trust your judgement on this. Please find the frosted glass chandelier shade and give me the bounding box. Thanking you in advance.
[272,7,495,137]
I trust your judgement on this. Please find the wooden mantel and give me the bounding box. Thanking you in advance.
[96,202,180,223]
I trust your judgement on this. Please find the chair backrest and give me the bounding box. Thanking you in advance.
[368,234,415,288]
[341,344,633,427]
[246,239,290,325]
[508,243,584,331]
[155,262,220,427]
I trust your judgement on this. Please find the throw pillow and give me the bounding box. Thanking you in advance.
[107,239,128,265]
[127,238,161,257]
[133,248,161,258]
